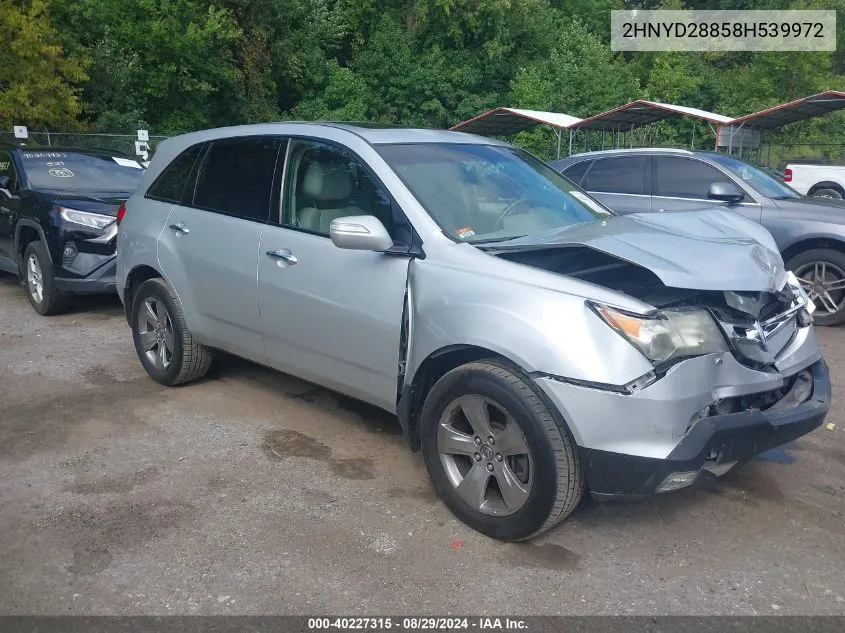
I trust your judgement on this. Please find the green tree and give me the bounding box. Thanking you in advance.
[0,0,87,130]
[53,0,243,132]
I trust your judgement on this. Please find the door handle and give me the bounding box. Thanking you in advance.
[266,249,297,265]
[169,222,190,235]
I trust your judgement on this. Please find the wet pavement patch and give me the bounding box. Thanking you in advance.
[503,542,581,571]
[54,500,195,576]
[264,429,375,479]
[264,429,332,461]
[757,448,796,464]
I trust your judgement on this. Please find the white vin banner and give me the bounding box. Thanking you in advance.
[611,10,836,52]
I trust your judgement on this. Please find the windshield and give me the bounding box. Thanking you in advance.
[710,154,800,200]
[376,143,611,243]
[21,151,144,193]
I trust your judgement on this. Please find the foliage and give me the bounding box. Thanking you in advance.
[2,0,843,162]
[0,0,87,130]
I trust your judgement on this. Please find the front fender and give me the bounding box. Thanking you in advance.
[406,260,653,388]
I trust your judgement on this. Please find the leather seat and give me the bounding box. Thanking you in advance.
[298,161,364,234]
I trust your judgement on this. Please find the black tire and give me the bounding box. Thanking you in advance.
[420,359,585,541]
[22,241,68,316]
[810,187,844,200]
[786,248,845,326]
[131,277,213,385]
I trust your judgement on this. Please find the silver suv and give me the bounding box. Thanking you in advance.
[116,124,830,540]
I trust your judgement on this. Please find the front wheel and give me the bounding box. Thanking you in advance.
[420,359,585,541]
[23,241,67,315]
[787,249,845,326]
[131,278,213,385]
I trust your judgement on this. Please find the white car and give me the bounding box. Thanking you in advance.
[784,161,845,199]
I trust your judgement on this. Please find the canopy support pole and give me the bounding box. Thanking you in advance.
[556,129,562,159]
[568,129,574,156]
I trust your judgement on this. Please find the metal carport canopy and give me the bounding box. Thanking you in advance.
[449,108,582,135]
[568,100,733,130]
[726,91,845,129]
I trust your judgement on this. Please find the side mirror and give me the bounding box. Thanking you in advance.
[707,182,745,204]
[329,215,394,252]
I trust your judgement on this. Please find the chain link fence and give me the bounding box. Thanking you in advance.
[0,131,170,160]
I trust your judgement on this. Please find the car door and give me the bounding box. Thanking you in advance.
[157,136,283,364]
[258,138,410,412]
[580,155,651,215]
[653,155,763,223]
[0,150,22,268]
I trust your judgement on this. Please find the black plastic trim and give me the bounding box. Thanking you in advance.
[581,360,830,498]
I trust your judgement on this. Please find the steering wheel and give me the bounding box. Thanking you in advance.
[493,198,533,231]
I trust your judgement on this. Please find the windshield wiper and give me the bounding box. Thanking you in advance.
[470,235,527,245]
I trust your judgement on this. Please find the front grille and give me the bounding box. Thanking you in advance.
[714,281,808,369]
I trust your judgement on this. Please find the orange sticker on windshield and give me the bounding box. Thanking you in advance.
[456,227,475,239]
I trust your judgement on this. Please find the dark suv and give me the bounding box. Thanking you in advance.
[0,145,144,314]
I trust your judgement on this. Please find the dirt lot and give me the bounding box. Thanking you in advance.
[0,274,843,616]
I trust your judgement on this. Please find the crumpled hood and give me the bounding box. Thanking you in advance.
[493,209,788,292]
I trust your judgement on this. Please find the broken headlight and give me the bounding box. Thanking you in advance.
[592,304,728,365]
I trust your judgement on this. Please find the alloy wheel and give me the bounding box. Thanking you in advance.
[137,297,175,370]
[795,260,845,315]
[437,394,533,516]
[26,254,44,304]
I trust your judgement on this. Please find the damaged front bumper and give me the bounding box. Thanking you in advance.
[535,329,830,499]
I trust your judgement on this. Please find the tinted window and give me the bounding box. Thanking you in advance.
[283,139,394,236]
[19,151,144,193]
[0,151,16,192]
[710,154,798,199]
[562,160,591,186]
[146,144,203,203]
[656,156,727,199]
[377,143,611,244]
[583,156,645,195]
[193,136,282,221]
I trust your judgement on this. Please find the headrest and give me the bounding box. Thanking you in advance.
[302,161,353,201]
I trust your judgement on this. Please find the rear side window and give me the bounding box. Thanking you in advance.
[562,160,591,186]
[146,144,203,203]
[582,156,646,195]
[656,156,726,199]
[192,136,282,222]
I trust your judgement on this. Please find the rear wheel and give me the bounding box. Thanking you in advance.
[23,241,68,316]
[787,248,845,326]
[131,278,213,385]
[420,359,585,541]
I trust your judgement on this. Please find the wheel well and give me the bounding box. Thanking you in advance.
[398,345,509,451]
[782,238,845,266]
[16,225,40,261]
[124,265,162,323]
[808,181,845,195]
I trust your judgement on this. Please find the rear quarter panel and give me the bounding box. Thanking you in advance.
[115,195,172,303]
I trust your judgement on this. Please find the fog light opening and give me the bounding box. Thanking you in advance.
[656,470,699,493]
[62,242,78,265]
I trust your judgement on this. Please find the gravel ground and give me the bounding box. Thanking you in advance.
[0,273,843,616]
